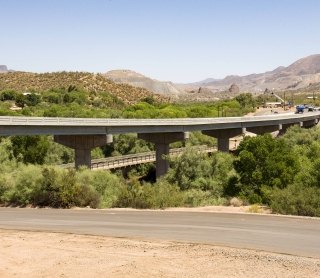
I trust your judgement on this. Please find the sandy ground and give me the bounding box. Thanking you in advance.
[1,224,320,278]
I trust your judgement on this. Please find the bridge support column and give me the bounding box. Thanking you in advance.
[202,128,245,152]
[138,132,187,178]
[54,135,110,168]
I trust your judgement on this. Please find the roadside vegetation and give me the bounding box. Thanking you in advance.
[0,81,319,217]
[1,127,320,216]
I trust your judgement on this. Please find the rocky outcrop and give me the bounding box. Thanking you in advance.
[228,83,239,94]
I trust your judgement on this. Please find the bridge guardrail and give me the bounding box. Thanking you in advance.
[60,145,216,170]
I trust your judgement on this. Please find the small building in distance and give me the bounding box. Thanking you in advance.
[264,102,282,108]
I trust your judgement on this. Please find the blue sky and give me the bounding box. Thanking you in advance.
[1,0,320,82]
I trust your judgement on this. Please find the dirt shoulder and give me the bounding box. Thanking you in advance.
[1,229,319,278]
[99,204,272,215]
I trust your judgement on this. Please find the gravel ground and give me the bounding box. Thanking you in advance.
[0,229,319,278]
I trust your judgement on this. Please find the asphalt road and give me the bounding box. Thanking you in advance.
[0,208,319,258]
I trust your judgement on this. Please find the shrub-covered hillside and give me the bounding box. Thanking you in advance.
[0,71,168,105]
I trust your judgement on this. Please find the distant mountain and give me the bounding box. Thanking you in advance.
[190,77,221,85]
[0,65,8,73]
[187,54,320,93]
[104,70,185,98]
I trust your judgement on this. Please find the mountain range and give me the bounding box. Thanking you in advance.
[196,54,320,92]
[2,54,320,102]
[104,54,320,100]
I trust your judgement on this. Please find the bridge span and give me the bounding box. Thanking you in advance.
[61,146,216,170]
[1,112,319,177]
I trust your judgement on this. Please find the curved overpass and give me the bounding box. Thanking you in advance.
[1,112,319,177]
[0,113,319,135]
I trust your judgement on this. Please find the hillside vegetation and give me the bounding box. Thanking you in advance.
[0,71,168,105]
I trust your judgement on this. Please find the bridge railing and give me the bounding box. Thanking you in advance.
[61,145,216,170]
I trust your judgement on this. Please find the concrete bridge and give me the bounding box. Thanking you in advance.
[61,146,216,170]
[1,112,319,177]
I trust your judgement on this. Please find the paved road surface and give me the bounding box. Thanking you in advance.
[0,208,319,258]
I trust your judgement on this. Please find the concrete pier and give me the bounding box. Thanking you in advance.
[54,135,111,168]
[202,128,245,152]
[138,132,187,177]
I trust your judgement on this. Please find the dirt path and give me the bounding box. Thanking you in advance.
[0,229,319,278]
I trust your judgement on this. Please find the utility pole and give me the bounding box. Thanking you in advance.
[313,91,315,105]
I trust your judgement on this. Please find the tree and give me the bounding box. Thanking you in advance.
[10,135,50,164]
[15,94,26,108]
[0,90,17,101]
[232,134,299,203]
[25,93,41,106]
[235,93,256,109]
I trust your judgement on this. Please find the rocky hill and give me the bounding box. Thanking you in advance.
[0,71,168,104]
[187,54,320,93]
[104,70,185,98]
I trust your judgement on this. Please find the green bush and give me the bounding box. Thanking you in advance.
[0,90,18,101]
[183,189,227,207]
[10,135,50,164]
[5,164,42,205]
[77,169,125,208]
[143,179,184,208]
[270,184,320,217]
[233,134,300,203]
[167,148,234,194]
[114,179,184,209]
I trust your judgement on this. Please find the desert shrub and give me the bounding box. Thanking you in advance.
[2,166,104,208]
[166,148,212,191]
[56,168,100,208]
[229,197,243,207]
[142,179,184,208]
[5,164,42,205]
[246,204,263,213]
[282,125,320,147]
[77,169,125,208]
[33,167,101,208]
[114,182,149,208]
[183,189,227,207]
[167,149,234,195]
[0,90,18,101]
[32,167,63,207]
[0,138,14,165]
[270,184,320,217]
[114,179,184,209]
